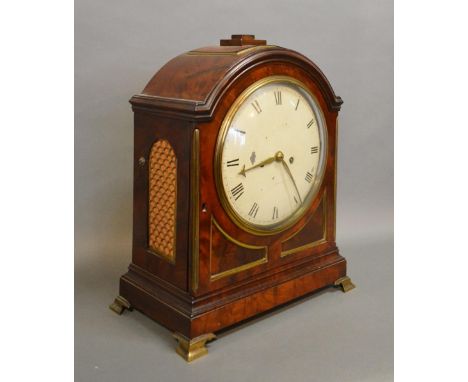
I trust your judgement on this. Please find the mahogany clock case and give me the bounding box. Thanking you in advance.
[112,37,354,348]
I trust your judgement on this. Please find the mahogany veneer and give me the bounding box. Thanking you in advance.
[110,35,354,361]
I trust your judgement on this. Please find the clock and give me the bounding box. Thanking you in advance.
[110,35,355,362]
[215,76,327,234]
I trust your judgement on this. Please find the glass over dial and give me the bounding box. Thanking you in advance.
[217,76,327,233]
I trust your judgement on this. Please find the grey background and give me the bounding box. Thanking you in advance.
[75,0,393,381]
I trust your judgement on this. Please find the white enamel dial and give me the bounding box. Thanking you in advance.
[217,76,327,233]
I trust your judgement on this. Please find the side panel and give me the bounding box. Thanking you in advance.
[132,112,191,290]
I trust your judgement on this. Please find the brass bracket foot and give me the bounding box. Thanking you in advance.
[334,276,356,293]
[109,296,132,315]
[173,332,216,362]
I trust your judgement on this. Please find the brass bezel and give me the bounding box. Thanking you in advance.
[214,75,328,235]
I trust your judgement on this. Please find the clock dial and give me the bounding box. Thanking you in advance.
[216,76,327,233]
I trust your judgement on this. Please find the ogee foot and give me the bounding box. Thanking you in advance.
[334,276,356,293]
[109,295,132,315]
[173,332,216,362]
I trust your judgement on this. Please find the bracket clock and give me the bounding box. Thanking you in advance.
[110,35,355,362]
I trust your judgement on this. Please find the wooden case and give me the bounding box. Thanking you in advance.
[111,35,354,360]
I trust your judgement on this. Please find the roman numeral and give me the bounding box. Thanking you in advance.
[233,129,246,135]
[272,206,279,220]
[226,158,239,167]
[311,146,318,154]
[248,202,259,218]
[295,99,300,110]
[307,119,315,128]
[230,183,244,200]
[274,91,282,105]
[251,100,262,114]
[293,196,299,204]
[305,172,313,183]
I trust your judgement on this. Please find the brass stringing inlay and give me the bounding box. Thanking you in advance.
[210,217,268,281]
[280,191,327,257]
[191,129,200,291]
[148,140,177,262]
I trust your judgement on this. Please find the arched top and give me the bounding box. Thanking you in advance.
[130,43,343,119]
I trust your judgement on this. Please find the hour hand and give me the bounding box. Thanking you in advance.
[238,156,276,177]
[239,164,247,177]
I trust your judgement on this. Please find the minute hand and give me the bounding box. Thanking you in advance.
[280,159,303,204]
[239,156,276,177]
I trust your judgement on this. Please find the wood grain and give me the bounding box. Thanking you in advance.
[116,37,349,341]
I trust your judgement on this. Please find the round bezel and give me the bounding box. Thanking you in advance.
[214,75,328,235]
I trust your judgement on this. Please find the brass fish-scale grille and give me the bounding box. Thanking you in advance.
[148,140,177,262]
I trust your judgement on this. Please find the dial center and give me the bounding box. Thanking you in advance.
[274,151,284,162]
